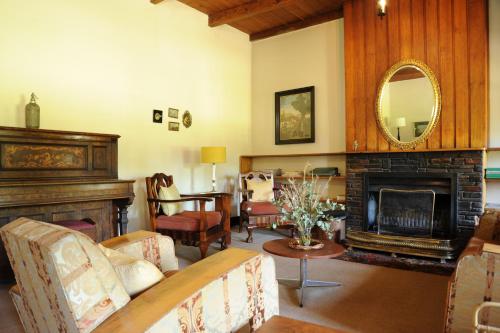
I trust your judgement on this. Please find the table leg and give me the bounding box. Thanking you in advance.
[299,259,307,307]
[277,258,341,308]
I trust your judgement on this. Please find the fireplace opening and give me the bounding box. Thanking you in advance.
[363,173,458,240]
[375,188,435,237]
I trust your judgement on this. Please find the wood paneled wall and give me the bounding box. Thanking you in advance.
[344,0,489,152]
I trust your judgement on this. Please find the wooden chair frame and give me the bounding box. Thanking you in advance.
[239,171,293,242]
[146,173,230,259]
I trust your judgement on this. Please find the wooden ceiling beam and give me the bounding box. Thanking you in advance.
[209,0,298,27]
[250,8,343,41]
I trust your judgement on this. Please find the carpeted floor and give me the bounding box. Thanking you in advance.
[0,227,450,333]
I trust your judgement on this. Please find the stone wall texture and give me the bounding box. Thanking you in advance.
[346,150,484,235]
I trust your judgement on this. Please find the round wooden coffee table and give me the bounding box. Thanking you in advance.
[263,238,345,307]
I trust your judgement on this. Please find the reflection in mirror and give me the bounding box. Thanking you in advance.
[379,65,435,143]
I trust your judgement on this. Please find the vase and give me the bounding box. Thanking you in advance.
[25,93,40,129]
[367,194,376,228]
[298,226,313,247]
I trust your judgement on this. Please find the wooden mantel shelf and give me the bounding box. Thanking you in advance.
[242,148,500,160]
[240,152,346,159]
[274,175,345,181]
[347,148,487,154]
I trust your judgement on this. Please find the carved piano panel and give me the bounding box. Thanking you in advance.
[0,127,134,282]
[0,126,117,180]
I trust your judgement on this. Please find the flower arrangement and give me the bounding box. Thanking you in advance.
[273,165,345,247]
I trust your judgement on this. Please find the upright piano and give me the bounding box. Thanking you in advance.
[0,126,135,281]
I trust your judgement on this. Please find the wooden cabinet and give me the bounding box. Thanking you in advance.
[344,0,488,153]
[0,127,135,282]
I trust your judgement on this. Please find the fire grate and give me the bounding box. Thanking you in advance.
[377,188,436,237]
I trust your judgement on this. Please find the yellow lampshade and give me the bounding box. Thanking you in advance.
[201,146,226,164]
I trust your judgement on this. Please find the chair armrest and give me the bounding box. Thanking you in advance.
[100,231,178,272]
[147,197,213,203]
[93,248,279,333]
[483,242,500,254]
[180,192,232,198]
[475,210,500,243]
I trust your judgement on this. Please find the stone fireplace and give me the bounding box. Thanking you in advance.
[345,150,484,260]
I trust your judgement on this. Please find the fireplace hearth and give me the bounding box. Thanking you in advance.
[345,151,484,260]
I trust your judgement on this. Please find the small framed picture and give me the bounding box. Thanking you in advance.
[168,122,180,131]
[275,86,315,145]
[152,110,163,123]
[414,121,429,138]
[168,108,179,118]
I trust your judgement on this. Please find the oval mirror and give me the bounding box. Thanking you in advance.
[376,59,441,149]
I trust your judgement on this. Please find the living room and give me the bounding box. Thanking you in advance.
[0,0,499,332]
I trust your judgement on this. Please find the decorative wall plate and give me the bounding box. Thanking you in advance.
[182,111,192,128]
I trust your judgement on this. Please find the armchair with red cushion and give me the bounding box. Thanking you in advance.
[146,173,230,259]
[239,171,294,242]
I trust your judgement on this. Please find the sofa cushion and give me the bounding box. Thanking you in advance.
[158,184,184,216]
[0,218,130,333]
[156,211,222,231]
[246,178,274,202]
[242,201,280,216]
[99,245,164,297]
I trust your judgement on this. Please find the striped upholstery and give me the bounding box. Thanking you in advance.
[444,242,500,332]
[1,218,130,333]
[144,253,279,332]
[443,211,500,332]
[10,249,279,333]
[3,219,279,333]
[101,232,178,273]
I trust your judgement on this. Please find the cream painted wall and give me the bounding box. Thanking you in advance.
[251,20,345,155]
[386,77,434,142]
[0,0,252,231]
[486,0,500,205]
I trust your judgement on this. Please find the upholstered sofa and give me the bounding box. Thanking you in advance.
[1,218,279,333]
[444,210,500,332]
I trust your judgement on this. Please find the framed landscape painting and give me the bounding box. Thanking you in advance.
[275,86,315,145]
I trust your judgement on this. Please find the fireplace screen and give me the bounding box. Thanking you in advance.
[377,188,436,237]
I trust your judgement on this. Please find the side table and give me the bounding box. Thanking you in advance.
[263,238,345,307]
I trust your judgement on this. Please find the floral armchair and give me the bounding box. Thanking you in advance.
[1,218,279,333]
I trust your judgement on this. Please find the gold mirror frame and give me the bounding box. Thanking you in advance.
[375,59,441,149]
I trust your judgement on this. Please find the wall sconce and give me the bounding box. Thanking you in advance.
[377,0,387,18]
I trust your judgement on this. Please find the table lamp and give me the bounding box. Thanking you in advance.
[201,146,226,192]
[395,117,406,141]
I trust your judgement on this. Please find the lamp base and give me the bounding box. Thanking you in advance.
[211,163,217,192]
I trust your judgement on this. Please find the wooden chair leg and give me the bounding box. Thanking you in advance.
[220,235,228,250]
[239,215,245,233]
[199,242,209,259]
[246,226,254,243]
